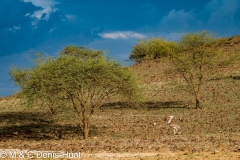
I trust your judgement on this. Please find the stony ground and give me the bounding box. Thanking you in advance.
[0,96,239,159]
[0,35,240,159]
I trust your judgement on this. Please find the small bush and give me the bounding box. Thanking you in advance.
[130,38,178,63]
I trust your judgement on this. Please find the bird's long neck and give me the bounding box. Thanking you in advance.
[168,117,173,124]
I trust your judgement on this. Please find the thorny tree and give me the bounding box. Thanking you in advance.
[10,46,141,139]
[169,31,240,109]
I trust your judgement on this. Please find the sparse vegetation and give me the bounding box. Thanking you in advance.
[130,38,177,63]
[0,32,240,159]
[131,31,240,109]
[168,31,240,109]
[9,46,141,139]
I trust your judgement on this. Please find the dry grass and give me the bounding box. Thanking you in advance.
[1,70,239,159]
[0,35,240,159]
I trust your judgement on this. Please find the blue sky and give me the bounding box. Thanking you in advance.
[1,0,240,96]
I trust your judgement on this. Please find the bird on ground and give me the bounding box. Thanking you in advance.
[167,115,181,135]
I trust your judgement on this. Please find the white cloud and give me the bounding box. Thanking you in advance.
[205,0,239,24]
[22,0,57,8]
[23,0,58,20]
[49,27,57,34]
[99,31,146,39]
[31,7,57,20]
[7,25,21,32]
[159,9,195,31]
[65,14,77,22]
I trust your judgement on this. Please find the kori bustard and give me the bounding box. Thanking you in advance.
[168,115,181,135]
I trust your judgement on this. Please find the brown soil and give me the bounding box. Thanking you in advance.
[0,35,240,159]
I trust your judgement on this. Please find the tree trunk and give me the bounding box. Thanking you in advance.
[195,92,201,109]
[83,122,89,139]
[82,113,90,139]
[195,98,200,109]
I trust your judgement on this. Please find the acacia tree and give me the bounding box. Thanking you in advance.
[130,38,177,63]
[10,53,63,114]
[169,31,240,109]
[10,46,141,139]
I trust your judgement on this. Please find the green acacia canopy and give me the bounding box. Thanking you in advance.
[130,38,178,63]
[10,46,141,139]
[10,46,140,109]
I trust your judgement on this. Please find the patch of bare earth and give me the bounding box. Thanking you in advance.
[0,35,240,160]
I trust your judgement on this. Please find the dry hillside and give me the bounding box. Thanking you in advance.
[0,35,239,159]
